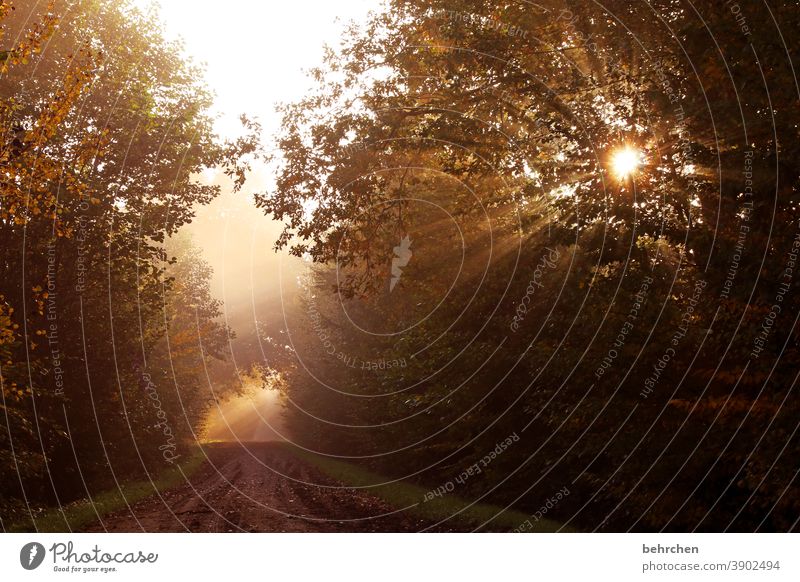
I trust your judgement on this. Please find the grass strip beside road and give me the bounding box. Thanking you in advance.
[9,447,206,532]
[288,443,570,532]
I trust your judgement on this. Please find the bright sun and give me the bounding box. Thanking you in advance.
[611,146,642,180]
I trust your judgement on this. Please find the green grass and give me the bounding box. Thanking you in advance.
[286,443,572,532]
[9,448,207,532]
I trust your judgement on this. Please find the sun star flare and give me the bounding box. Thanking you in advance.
[611,146,643,180]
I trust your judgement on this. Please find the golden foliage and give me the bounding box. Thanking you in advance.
[0,2,103,235]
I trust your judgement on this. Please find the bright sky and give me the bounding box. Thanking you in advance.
[126,1,381,309]
[127,2,385,420]
[135,0,379,139]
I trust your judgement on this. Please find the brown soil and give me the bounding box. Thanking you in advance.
[83,442,445,532]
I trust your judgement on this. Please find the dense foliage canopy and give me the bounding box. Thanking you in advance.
[262,0,800,531]
[0,0,255,527]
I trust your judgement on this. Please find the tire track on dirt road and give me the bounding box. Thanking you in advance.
[84,442,450,532]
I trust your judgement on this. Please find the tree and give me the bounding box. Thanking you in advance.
[0,0,255,527]
[262,0,800,530]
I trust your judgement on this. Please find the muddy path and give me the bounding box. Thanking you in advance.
[84,442,448,532]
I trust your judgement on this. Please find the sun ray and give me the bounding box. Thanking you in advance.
[610,146,642,180]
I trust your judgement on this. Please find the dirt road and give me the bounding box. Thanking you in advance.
[85,442,439,532]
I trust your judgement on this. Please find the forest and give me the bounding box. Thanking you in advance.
[2,0,800,533]
[260,0,800,531]
[0,0,256,528]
